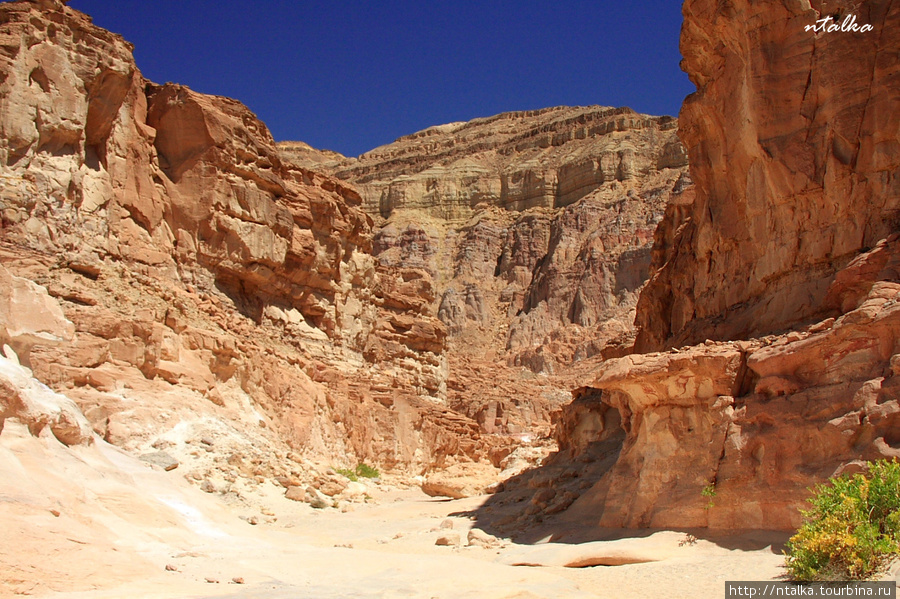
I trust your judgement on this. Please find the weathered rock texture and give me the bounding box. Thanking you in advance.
[0,0,493,478]
[0,266,91,446]
[328,106,686,220]
[479,0,900,534]
[281,107,690,439]
[637,0,900,351]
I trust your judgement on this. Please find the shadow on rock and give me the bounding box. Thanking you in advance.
[456,387,790,553]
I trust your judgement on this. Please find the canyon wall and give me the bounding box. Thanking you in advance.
[9,0,893,536]
[284,109,687,366]
[637,0,900,351]
[281,106,690,441]
[0,0,489,485]
[482,0,900,534]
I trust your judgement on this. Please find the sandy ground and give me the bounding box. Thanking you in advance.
[1,421,791,599]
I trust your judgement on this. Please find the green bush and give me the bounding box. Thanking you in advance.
[335,468,358,482]
[355,463,380,479]
[784,459,900,581]
[334,463,380,481]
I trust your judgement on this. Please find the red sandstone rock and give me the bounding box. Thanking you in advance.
[491,0,900,534]
[0,0,474,476]
[636,0,900,352]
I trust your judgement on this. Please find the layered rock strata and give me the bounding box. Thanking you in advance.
[0,0,489,477]
[326,106,686,221]
[281,107,690,436]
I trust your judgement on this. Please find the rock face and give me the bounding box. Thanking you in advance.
[481,0,900,534]
[281,107,690,437]
[329,106,686,220]
[0,0,484,476]
[0,265,74,365]
[502,276,900,531]
[0,269,91,446]
[636,0,900,352]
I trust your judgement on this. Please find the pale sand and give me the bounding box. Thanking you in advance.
[1,422,788,599]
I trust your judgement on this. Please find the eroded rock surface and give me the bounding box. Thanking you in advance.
[281,106,690,439]
[636,0,900,351]
[0,0,487,480]
[483,0,900,535]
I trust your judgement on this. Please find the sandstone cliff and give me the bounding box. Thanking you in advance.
[0,0,491,485]
[637,0,900,351]
[480,0,900,535]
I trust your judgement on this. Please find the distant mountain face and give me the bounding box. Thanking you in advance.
[279,105,691,435]
[279,105,690,361]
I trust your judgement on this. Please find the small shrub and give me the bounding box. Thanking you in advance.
[702,482,717,509]
[355,463,380,479]
[784,459,900,581]
[335,468,358,482]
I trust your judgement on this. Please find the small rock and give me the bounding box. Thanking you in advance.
[440,518,454,530]
[165,564,178,572]
[285,486,306,502]
[276,475,300,488]
[49,509,60,517]
[342,481,367,497]
[891,354,900,376]
[67,257,102,279]
[314,476,348,497]
[231,577,245,584]
[140,451,179,471]
[467,528,501,548]
[305,486,332,509]
[247,515,259,525]
[200,480,216,493]
[435,532,461,546]
[205,577,219,584]
[200,436,214,446]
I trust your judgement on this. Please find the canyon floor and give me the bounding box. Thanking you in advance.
[3,417,790,599]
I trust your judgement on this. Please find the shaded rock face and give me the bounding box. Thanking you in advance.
[281,107,690,436]
[478,0,900,534]
[0,0,483,473]
[501,278,900,532]
[636,0,900,352]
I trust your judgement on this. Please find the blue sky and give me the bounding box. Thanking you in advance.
[65,1,694,157]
